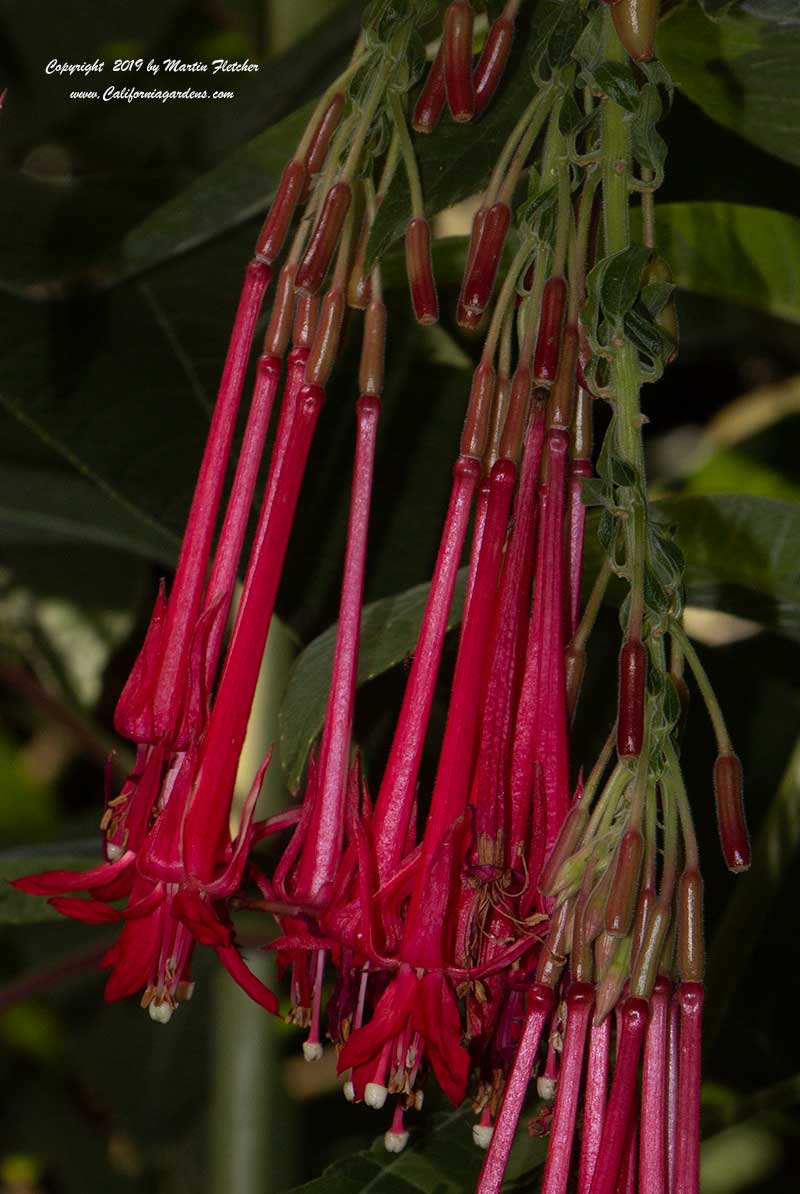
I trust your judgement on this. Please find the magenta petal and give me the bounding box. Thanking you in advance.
[11,851,134,896]
[102,909,161,1002]
[203,751,271,896]
[413,972,470,1106]
[252,805,303,842]
[114,582,167,742]
[338,966,417,1075]
[48,896,123,924]
[215,943,280,1015]
[172,890,230,946]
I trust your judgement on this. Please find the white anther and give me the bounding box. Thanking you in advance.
[384,1129,409,1154]
[414,1089,424,1111]
[537,1076,558,1103]
[472,1124,494,1150]
[343,1080,356,1103]
[106,842,124,862]
[365,1082,388,1110]
[302,1041,324,1063]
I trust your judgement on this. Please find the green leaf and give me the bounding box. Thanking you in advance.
[280,1103,547,1194]
[596,245,650,319]
[281,495,800,786]
[593,60,640,112]
[280,570,468,791]
[0,841,101,924]
[658,4,800,168]
[644,203,800,325]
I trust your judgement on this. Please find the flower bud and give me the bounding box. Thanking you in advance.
[264,262,297,357]
[459,202,510,315]
[305,287,346,387]
[612,0,658,63]
[533,276,567,385]
[594,934,632,1024]
[405,217,439,325]
[348,209,372,309]
[293,292,319,350]
[295,180,352,296]
[581,864,614,947]
[545,323,578,431]
[677,866,704,983]
[617,637,646,758]
[536,897,574,989]
[303,93,345,188]
[605,829,644,937]
[631,897,670,999]
[256,158,308,263]
[483,371,510,473]
[460,360,495,460]
[358,299,387,397]
[539,803,589,897]
[497,365,530,464]
[413,44,446,133]
[444,0,475,123]
[473,13,514,116]
[713,752,750,873]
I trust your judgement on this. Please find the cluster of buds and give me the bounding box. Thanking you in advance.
[14,2,747,1192]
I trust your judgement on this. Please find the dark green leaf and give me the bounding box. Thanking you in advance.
[643,203,800,325]
[594,61,640,112]
[658,4,800,168]
[280,1103,547,1194]
[597,246,649,319]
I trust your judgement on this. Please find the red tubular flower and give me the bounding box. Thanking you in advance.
[639,974,670,1192]
[413,43,446,134]
[459,202,511,316]
[541,983,594,1194]
[713,752,750,872]
[444,0,475,123]
[405,217,439,325]
[533,276,567,385]
[256,160,308,263]
[295,180,352,296]
[588,997,648,1194]
[673,982,704,1194]
[617,637,646,758]
[473,6,516,116]
[578,1017,611,1192]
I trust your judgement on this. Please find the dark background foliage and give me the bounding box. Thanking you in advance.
[0,1,799,1191]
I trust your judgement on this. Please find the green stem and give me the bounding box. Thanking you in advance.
[389,91,424,219]
[669,621,733,753]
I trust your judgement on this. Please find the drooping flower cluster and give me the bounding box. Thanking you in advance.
[14,3,750,1192]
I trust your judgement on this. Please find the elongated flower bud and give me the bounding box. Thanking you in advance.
[359,299,387,397]
[413,43,446,133]
[303,93,345,182]
[497,366,531,464]
[459,202,510,315]
[444,0,475,122]
[581,864,614,947]
[405,217,439,325]
[533,276,567,385]
[631,898,670,1000]
[457,208,488,327]
[588,997,647,1193]
[545,324,578,431]
[713,752,750,872]
[264,262,297,357]
[612,0,658,63]
[605,829,644,937]
[293,291,319,350]
[539,803,588,897]
[461,360,496,460]
[305,287,346,387]
[348,209,372,309]
[473,13,514,116]
[617,638,646,758]
[677,866,704,983]
[256,159,308,263]
[295,180,352,296]
[674,982,704,1194]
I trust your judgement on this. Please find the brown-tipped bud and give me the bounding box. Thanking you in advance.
[612,0,658,63]
[405,217,439,326]
[631,898,670,999]
[605,829,644,937]
[444,0,475,123]
[264,262,297,357]
[617,638,647,758]
[678,866,704,983]
[565,643,586,723]
[456,297,485,331]
[347,209,372,309]
[473,14,514,115]
[413,44,446,134]
[539,804,589,897]
[536,897,574,989]
[497,365,530,464]
[295,180,352,296]
[303,93,345,186]
[293,292,319,351]
[358,299,387,398]
[533,276,567,385]
[582,864,614,947]
[459,202,510,315]
[461,359,495,459]
[305,287,346,387]
[713,752,750,873]
[256,158,308,263]
[594,934,632,1023]
[483,372,511,473]
[545,323,579,431]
